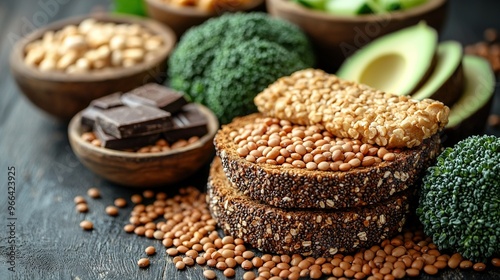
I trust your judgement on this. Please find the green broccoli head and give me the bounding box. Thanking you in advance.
[205,39,309,124]
[417,135,500,262]
[168,12,315,124]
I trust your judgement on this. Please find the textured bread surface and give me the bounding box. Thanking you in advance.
[208,158,411,257]
[254,69,449,148]
[215,114,441,209]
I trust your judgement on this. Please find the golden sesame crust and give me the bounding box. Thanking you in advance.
[254,69,449,148]
[207,158,411,258]
[214,114,441,209]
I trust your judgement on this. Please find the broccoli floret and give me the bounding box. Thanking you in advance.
[204,39,308,124]
[416,135,500,262]
[168,12,315,124]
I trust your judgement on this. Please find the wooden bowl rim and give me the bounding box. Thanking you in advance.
[68,103,219,160]
[10,13,177,83]
[268,0,447,22]
[145,0,265,17]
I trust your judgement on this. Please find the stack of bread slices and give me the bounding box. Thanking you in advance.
[207,69,449,257]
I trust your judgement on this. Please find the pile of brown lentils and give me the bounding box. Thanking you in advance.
[108,186,499,280]
[231,117,397,172]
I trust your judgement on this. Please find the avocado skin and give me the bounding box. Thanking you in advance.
[443,96,493,147]
[443,56,495,147]
[427,62,464,107]
[408,54,437,95]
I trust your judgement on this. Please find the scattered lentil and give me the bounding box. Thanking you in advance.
[87,187,101,198]
[203,270,216,279]
[145,246,156,256]
[131,194,143,204]
[105,205,119,216]
[76,203,88,213]
[124,224,135,233]
[143,190,155,198]
[176,261,186,270]
[114,198,127,208]
[74,196,86,204]
[138,258,150,268]
[80,220,93,230]
[473,262,486,272]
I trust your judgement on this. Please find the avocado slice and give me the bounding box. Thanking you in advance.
[325,0,374,15]
[447,55,495,128]
[412,41,464,106]
[337,22,437,96]
[444,55,495,146]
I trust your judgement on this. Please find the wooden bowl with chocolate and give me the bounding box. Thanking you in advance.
[68,84,219,187]
[10,14,177,121]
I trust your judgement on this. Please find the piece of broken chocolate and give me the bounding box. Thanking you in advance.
[122,83,187,113]
[90,92,123,109]
[163,104,208,142]
[81,106,102,129]
[96,105,172,139]
[94,123,160,150]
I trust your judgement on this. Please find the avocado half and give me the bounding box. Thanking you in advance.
[337,22,437,96]
[444,55,495,145]
[412,41,464,106]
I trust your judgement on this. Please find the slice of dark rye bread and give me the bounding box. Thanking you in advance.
[208,158,412,257]
[214,114,442,209]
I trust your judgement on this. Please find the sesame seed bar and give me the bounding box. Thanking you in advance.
[254,69,450,148]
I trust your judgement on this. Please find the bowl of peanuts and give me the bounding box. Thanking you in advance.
[68,103,219,187]
[10,14,177,121]
[145,0,265,37]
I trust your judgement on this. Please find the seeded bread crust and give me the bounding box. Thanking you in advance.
[208,158,411,257]
[215,114,441,209]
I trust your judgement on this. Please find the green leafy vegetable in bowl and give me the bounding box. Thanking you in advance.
[292,0,428,15]
[417,135,500,262]
[168,12,315,124]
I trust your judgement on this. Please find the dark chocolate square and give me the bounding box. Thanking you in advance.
[94,123,160,150]
[163,104,208,142]
[96,105,172,139]
[90,92,123,109]
[122,83,187,114]
[81,106,103,129]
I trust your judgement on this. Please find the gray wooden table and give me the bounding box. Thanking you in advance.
[0,0,499,279]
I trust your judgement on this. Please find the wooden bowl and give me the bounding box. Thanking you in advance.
[68,103,218,187]
[267,0,448,72]
[145,0,265,37]
[10,14,177,122]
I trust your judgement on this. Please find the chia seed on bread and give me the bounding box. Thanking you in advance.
[208,157,412,257]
